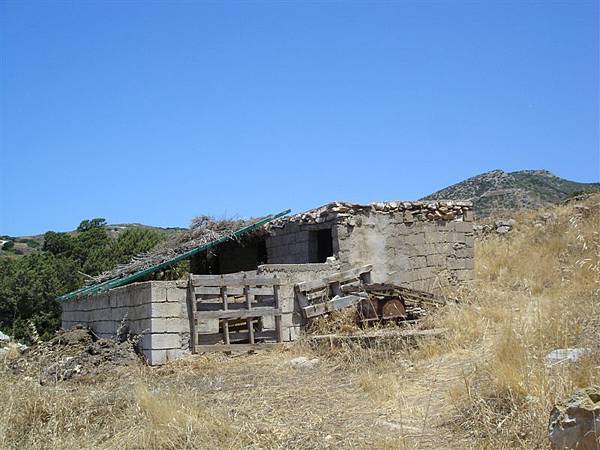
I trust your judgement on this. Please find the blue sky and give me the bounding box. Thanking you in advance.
[1,1,598,236]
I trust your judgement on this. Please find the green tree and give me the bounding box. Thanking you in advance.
[0,254,81,341]
[42,231,74,256]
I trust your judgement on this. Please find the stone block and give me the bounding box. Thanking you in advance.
[455,248,473,258]
[166,286,186,303]
[426,254,445,266]
[410,256,427,269]
[151,283,167,302]
[93,321,117,336]
[152,317,189,334]
[406,233,425,246]
[455,221,473,233]
[150,333,182,350]
[151,301,183,318]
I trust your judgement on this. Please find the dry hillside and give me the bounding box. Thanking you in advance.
[1,194,599,449]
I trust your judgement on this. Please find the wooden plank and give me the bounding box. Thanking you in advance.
[302,294,365,319]
[274,284,283,343]
[295,289,308,308]
[306,328,446,346]
[194,286,220,295]
[296,265,372,292]
[187,282,197,354]
[196,286,244,296]
[195,343,281,353]
[191,276,279,287]
[245,286,254,345]
[196,330,276,344]
[305,289,328,301]
[195,308,281,320]
[247,287,275,296]
[221,286,230,345]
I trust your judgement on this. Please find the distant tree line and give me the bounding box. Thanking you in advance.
[0,219,165,341]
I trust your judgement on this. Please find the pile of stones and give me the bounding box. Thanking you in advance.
[270,200,473,227]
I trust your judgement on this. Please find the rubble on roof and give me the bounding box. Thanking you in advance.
[269,200,472,228]
[87,216,264,287]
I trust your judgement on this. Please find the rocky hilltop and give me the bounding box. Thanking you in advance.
[422,169,599,217]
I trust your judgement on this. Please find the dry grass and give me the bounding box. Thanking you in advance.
[1,195,599,449]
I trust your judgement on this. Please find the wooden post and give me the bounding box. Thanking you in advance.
[188,278,198,354]
[221,284,230,346]
[273,278,283,343]
[244,284,254,344]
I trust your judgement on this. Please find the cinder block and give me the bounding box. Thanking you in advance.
[455,249,473,258]
[454,221,473,233]
[151,333,181,350]
[151,301,183,318]
[151,283,167,302]
[426,254,445,266]
[166,286,186,303]
[152,317,190,333]
[410,256,427,269]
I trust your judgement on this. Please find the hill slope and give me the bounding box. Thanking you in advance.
[0,224,185,257]
[422,169,599,217]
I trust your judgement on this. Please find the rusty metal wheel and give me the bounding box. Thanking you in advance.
[381,298,406,320]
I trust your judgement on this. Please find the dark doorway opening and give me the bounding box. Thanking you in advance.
[309,228,333,263]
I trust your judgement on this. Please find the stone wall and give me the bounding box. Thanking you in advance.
[61,281,189,365]
[60,265,337,363]
[266,200,474,290]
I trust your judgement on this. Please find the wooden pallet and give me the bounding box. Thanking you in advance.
[188,273,283,353]
[295,265,372,319]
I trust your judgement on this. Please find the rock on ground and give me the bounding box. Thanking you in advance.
[287,356,320,369]
[549,385,600,450]
[5,326,141,384]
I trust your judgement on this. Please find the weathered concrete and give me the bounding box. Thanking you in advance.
[266,200,474,290]
[61,264,337,364]
[62,280,189,365]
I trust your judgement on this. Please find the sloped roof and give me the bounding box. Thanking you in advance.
[58,209,290,301]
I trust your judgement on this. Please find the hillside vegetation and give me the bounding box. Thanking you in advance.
[1,194,598,449]
[423,169,599,217]
[0,219,168,341]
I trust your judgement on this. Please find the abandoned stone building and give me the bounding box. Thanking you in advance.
[61,200,474,364]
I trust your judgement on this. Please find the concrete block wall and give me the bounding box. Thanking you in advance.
[61,280,190,365]
[267,222,338,264]
[266,200,474,290]
[336,212,474,290]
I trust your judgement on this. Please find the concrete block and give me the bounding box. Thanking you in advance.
[152,317,190,334]
[150,333,182,350]
[166,286,186,303]
[426,254,445,266]
[151,283,167,302]
[410,256,427,269]
[455,248,473,258]
[151,301,183,318]
[463,258,474,270]
[455,221,473,233]
[424,232,444,244]
[406,233,425,246]
[93,321,116,336]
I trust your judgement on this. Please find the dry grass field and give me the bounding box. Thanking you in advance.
[1,195,599,449]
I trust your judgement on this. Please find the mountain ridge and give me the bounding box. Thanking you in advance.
[422,169,600,217]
